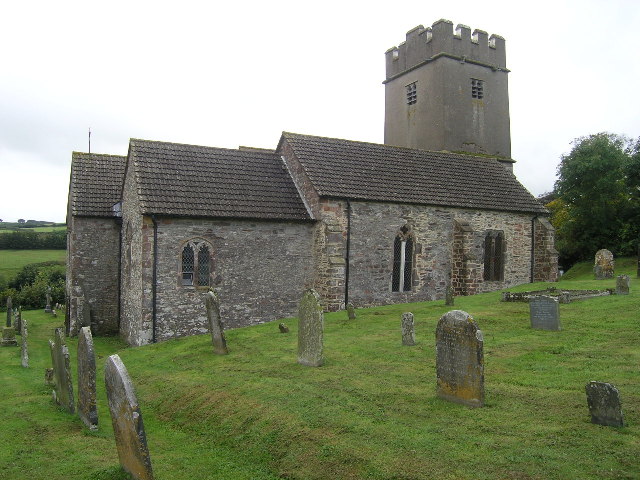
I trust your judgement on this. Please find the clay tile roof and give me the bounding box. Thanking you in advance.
[70,152,127,217]
[129,139,312,221]
[281,132,548,214]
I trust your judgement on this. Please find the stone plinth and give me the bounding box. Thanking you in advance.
[1,326,17,347]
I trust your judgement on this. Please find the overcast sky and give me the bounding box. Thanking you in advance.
[1,0,638,223]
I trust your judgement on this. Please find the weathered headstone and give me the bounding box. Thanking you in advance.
[585,381,624,427]
[44,368,54,386]
[105,354,154,480]
[79,296,91,328]
[1,326,17,346]
[401,312,416,346]
[346,303,356,320]
[278,323,289,333]
[594,249,614,279]
[44,286,52,313]
[51,328,75,413]
[529,295,561,331]
[435,310,484,407]
[6,296,12,327]
[297,289,324,367]
[445,286,454,306]
[20,318,28,368]
[14,305,22,333]
[77,327,98,430]
[615,275,630,295]
[205,290,228,355]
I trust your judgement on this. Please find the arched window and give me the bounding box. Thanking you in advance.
[483,231,505,281]
[392,226,414,292]
[181,240,211,287]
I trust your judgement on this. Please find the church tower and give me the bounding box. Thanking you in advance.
[384,20,512,166]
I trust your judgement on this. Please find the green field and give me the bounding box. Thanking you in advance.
[0,226,66,233]
[1,260,638,479]
[0,249,66,285]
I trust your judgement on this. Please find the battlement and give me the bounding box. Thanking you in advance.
[385,19,507,82]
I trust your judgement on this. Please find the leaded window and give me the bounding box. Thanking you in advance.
[181,240,211,287]
[392,226,414,292]
[483,231,504,281]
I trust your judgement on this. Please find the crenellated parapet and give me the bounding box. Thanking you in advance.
[385,19,507,82]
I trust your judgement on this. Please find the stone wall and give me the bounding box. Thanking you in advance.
[148,218,315,343]
[533,217,558,282]
[66,216,120,336]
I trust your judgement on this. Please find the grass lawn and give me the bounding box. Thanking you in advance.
[0,249,66,285]
[0,226,67,233]
[0,259,638,479]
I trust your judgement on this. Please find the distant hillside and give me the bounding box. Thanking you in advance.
[0,220,66,231]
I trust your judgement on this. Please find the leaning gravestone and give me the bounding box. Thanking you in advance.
[529,295,561,331]
[77,327,98,430]
[445,286,454,306]
[6,296,12,327]
[1,326,17,347]
[594,249,614,279]
[346,303,356,320]
[435,310,484,407]
[585,381,624,427]
[51,328,75,413]
[105,354,154,480]
[297,289,324,367]
[20,318,28,368]
[205,290,228,355]
[615,275,630,295]
[401,312,416,346]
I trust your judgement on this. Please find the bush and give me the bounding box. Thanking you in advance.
[0,230,66,249]
[1,263,65,310]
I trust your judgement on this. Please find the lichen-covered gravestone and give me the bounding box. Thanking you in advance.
[585,381,624,427]
[14,305,22,333]
[445,286,454,306]
[615,275,630,295]
[51,328,75,413]
[77,327,98,430]
[1,326,17,347]
[278,323,289,333]
[529,295,561,331]
[297,289,324,367]
[105,354,154,480]
[435,310,484,407]
[20,318,28,368]
[205,290,228,355]
[594,249,614,279]
[346,303,356,320]
[401,312,416,346]
[6,296,12,327]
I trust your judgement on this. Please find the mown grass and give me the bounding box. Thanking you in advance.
[0,226,67,233]
[0,250,66,285]
[1,259,638,479]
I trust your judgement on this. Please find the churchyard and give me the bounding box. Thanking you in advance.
[0,258,638,479]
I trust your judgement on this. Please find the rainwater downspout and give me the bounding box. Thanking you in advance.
[344,200,352,306]
[151,215,158,343]
[530,215,538,283]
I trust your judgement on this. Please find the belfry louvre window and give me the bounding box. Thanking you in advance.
[471,78,484,99]
[406,82,417,105]
[392,227,414,292]
[181,240,211,287]
[483,231,504,281]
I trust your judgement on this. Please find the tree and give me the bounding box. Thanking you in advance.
[553,133,640,267]
[17,219,25,224]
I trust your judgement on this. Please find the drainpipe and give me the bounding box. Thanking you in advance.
[344,200,352,306]
[530,215,538,283]
[151,215,158,343]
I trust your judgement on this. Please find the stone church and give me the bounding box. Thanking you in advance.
[66,19,557,346]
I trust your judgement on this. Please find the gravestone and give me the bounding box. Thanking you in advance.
[6,296,12,327]
[77,327,98,430]
[615,275,630,295]
[278,323,289,333]
[47,340,56,385]
[44,286,52,313]
[445,286,454,306]
[44,368,54,386]
[1,326,17,346]
[14,306,22,333]
[585,381,624,427]
[105,354,154,480]
[297,289,324,367]
[435,310,484,407]
[346,303,356,320]
[51,328,75,413]
[529,296,561,331]
[205,290,228,355]
[401,312,416,346]
[20,318,28,368]
[594,249,614,279]
[80,296,91,328]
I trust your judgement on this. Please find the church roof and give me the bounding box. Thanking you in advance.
[129,139,312,221]
[281,132,548,214]
[69,152,127,217]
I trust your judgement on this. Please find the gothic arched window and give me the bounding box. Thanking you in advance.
[181,240,211,287]
[483,231,505,281]
[392,226,414,292]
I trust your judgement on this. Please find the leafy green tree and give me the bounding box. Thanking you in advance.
[554,133,640,267]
